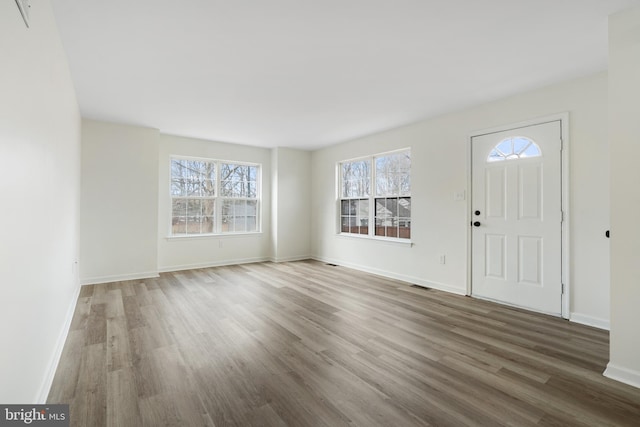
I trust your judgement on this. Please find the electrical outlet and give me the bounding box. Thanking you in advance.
[439,255,446,265]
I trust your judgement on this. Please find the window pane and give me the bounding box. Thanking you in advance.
[341,216,350,233]
[387,223,398,238]
[399,219,411,239]
[399,197,411,217]
[246,200,257,216]
[202,199,215,217]
[221,181,234,197]
[358,200,369,222]
[400,174,411,196]
[171,179,185,196]
[172,217,187,234]
[341,200,350,215]
[202,179,215,197]
[374,151,410,197]
[246,216,257,232]
[374,197,411,239]
[340,198,369,235]
[171,159,217,199]
[522,143,541,157]
[220,199,255,233]
[220,163,259,199]
[202,217,214,233]
[513,137,529,154]
[172,199,187,217]
[187,199,202,218]
[247,181,257,198]
[341,160,371,198]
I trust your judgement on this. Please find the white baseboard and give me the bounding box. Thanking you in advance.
[35,282,81,403]
[311,255,466,295]
[604,363,640,389]
[159,257,269,273]
[570,313,610,330]
[270,255,312,263]
[81,271,160,285]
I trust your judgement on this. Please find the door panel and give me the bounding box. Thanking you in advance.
[485,234,506,279]
[518,236,542,286]
[518,164,542,220]
[486,168,506,219]
[471,120,562,315]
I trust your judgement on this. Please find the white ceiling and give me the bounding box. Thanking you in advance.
[51,0,640,150]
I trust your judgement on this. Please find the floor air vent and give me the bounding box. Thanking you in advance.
[326,263,338,267]
[411,284,430,290]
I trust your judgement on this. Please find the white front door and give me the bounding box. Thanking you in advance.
[471,120,563,315]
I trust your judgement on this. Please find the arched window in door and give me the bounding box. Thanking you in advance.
[487,136,541,162]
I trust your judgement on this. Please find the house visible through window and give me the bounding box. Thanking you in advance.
[339,149,411,240]
[171,157,260,236]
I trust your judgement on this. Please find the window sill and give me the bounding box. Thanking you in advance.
[165,232,263,240]
[337,233,413,247]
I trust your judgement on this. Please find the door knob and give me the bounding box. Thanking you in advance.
[473,221,481,227]
[474,210,481,216]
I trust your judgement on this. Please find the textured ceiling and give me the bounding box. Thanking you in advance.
[51,0,640,149]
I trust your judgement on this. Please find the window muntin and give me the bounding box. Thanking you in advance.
[170,157,260,236]
[488,137,541,162]
[339,149,411,240]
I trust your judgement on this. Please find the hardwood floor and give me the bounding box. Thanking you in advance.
[48,260,640,426]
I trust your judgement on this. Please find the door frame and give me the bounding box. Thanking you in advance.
[466,113,570,319]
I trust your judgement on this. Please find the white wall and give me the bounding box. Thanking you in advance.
[271,148,312,262]
[80,120,159,284]
[157,134,272,271]
[312,72,610,326]
[0,1,81,403]
[606,6,640,389]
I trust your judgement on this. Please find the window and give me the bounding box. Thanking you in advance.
[171,157,260,236]
[339,149,411,240]
[488,137,541,162]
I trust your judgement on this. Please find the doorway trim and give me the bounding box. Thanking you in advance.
[466,113,570,319]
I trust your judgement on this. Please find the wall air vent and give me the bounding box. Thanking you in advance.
[15,0,31,28]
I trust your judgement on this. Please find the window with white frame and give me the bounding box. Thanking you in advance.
[339,149,411,239]
[171,157,260,235]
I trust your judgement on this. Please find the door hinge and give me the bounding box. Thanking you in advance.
[561,211,565,222]
[561,283,565,294]
[560,138,564,151]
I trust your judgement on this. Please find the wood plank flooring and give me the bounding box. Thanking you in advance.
[48,260,640,426]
